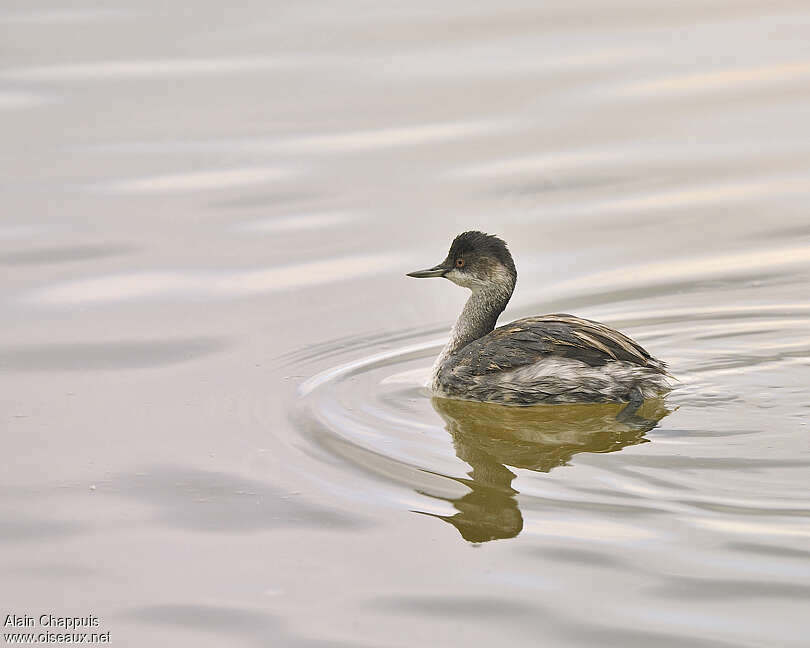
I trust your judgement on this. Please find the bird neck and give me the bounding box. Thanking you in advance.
[431,280,514,386]
[452,284,512,349]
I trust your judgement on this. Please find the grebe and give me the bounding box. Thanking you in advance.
[407,231,670,406]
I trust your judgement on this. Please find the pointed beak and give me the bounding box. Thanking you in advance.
[406,263,447,278]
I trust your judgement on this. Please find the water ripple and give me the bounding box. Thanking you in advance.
[26,253,409,305]
[291,269,809,546]
[1,57,306,81]
[0,338,225,371]
[93,166,297,194]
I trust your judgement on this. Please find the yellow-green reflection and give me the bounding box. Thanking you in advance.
[417,398,671,543]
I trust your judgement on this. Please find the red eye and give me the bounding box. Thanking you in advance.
[455,258,465,268]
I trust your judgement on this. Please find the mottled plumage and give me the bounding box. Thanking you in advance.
[407,231,671,406]
[436,314,669,404]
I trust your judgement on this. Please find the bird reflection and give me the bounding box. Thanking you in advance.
[416,397,671,543]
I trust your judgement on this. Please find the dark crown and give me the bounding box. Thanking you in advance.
[448,231,516,275]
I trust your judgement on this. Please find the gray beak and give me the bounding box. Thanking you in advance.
[406,263,447,278]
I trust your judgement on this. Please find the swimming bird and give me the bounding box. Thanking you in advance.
[407,231,671,406]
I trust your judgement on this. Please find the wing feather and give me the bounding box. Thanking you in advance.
[452,313,665,377]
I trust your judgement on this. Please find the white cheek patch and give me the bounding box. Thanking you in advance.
[490,264,514,288]
[445,268,487,290]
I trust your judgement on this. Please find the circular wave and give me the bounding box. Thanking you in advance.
[291,295,810,543]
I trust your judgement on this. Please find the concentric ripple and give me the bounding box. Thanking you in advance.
[292,273,810,546]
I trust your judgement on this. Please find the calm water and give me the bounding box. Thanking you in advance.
[2,2,810,646]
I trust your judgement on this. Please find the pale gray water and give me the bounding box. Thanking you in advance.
[2,2,810,646]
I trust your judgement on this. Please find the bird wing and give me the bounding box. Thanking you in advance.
[450,314,666,375]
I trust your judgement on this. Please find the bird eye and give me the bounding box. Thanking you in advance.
[455,258,465,268]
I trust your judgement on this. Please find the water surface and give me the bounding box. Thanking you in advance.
[2,1,809,646]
